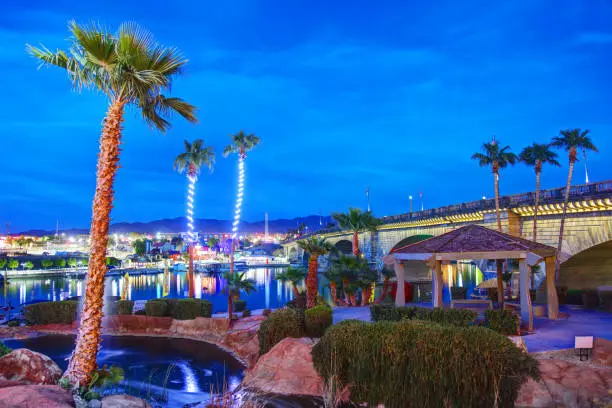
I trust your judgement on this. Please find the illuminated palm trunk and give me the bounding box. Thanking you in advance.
[352,232,359,256]
[361,286,372,306]
[533,164,541,242]
[65,99,125,386]
[374,277,390,304]
[493,169,504,308]
[186,171,197,298]
[342,278,351,305]
[555,156,576,281]
[306,256,318,308]
[229,152,245,316]
[329,281,339,305]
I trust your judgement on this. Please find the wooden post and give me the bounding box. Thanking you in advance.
[519,259,533,331]
[394,261,405,307]
[545,256,559,319]
[433,260,443,308]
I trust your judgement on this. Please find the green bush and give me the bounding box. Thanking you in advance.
[112,300,134,315]
[258,308,303,356]
[286,294,307,309]
[234,299,246,312]
[0,342,11,357]
[7,320,20,327]
[370,305,476,327]
[242,309,252,318]
[144,300,167,317]
[599,291,612,312]
[565,289,583,305]
[485,309,520,335]
[582,289,599,309]
[312,319,539,408]
[450,286,467,300]
[305,305,333,337]
[263,308,272,317]
[23,301,78,325]
[172,299,200,320]
[198,300,213,317]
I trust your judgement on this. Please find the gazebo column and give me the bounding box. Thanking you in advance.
[394,261,405,307]
[519,259,533,331]
[545,256,559,319]
[432,260,443,308]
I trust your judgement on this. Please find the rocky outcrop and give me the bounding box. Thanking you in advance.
[593,337,612,367]
[221,316,264,368]
[100,394,151,408]
[516,359,612,407]
[0,348,63,385]
[241,337,324,397]
[0,385,74,407]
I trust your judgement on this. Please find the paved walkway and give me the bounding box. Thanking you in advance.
[331,305,612,353]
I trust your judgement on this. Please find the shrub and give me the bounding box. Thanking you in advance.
[23,301,78,325]
[0,343,11,358]
[172,299,200,320]
[112,300,134,315]
[305,305,333,338]
[258,308,303,356]
[234,300,247,312]
[582,289,599,309]
[487,287,498,302]
[286,294,306,309]
[450,286,467,300]
[144,300,167,317]
[7,320,20,327]
[263,308,272,317]
[565,289,583,305]
[242,309,252,318]
[485,309,520,335]
[312,319,539,408]
[556,286,568,305]
[599,291,612,312]
[198,300,213,317]
[370,305,476,327]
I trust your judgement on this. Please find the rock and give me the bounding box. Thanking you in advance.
[241,337,324,396]
[508,336,528,353]
[222,316,264,368]
[0,348,62,385]
[88,399,102,408]
[0,385,74,407]
[100,394,152,408]
[593,337,612,366]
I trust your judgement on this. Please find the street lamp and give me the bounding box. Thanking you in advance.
[409,195,413,213]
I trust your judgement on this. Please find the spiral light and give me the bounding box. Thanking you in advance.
[187,174,197,243]
[232,156,245,239]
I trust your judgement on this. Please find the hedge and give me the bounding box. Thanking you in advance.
[312,319,539,408]
[144,298,213,319]
[23,301,78,325]
[484,309,519,335]
[369,305,477,327]
[304,305,333,338]
[565,289,583,305]
[145,300,167,317]
[234,299,247,312]
[599,291,612,312]
[258,308,303,356]
[582,290,599,309]
[112,300,134,315]
[450,286,467,300]
[172,299,200,320]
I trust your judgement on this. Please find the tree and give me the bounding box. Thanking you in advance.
[8,260,19,270]
[275,267,307,297]
[551,129,598,280]
[297,237,335,308]
[106,257,120,267]
[55,258,67,269]
[67,258,78,268]
[207,237,219,252]
[332,208,381,256]
[0,259,6,270]
[15,238,27,249]
[81,258,89,267]
[222,271,256,318]
[23,261,34,270]
[174,139,215,298]
[28,21,198,385]
[223,130,261,276]
[519,143,560,242]
[107,235,116,249]
[132,239,147,256]
[472,138,518,308]
[330,254,371,306]
[41,259,54,269]
[323,267,343,305]
[374,266,396,304]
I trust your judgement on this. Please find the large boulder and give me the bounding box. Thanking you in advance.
[0,385,74,407]
[100,394,151,408]
[0,348,62,385]
[593,337,612,367]
[221,316,264,367]
[241,337,324,396]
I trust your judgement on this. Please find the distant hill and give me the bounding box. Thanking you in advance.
[19,215,335,236]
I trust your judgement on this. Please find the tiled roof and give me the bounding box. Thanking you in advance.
[391,224,557,255]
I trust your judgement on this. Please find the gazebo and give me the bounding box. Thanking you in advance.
[382,225,559,329]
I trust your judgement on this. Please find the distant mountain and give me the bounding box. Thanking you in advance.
[19,215,335,236]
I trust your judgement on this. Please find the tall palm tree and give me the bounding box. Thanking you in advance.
[174,139,215,298]
[297,237,335,308]
[551,129,597,280]
[472,138,518,308]
[519,143,560,242]
[275,267,307,297]
[332,207,381,256]
[28,22,197,386]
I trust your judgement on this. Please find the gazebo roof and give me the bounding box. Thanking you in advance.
[391,224,557,258]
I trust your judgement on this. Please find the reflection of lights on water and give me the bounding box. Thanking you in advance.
[19,283,26,304]
[265,269,270,309]
[176,275,181,293]
[76,281,83,297]
[228,375,241,391]
[111,281,118,297]
[156,283,161,299]
[200,276,217,293]
[177,362,200,393]
[195,275,202,299]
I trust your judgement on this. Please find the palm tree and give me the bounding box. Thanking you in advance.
[297,237,335,308]
[275,267,307,297]
[207,236,219,252]
[222,271,256,318]
[332,208,381,256]
[519,143,560,242]
[551,129,597,280]
[374,266,396,304]
[472,138,518,307]
[323,267,343,306]
[357,268,379,306]
[174,139,215,298]
[28,22,197,386]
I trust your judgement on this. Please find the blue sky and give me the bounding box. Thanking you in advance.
[1,0,611,232]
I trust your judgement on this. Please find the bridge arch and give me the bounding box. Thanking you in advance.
[391,235,433,251]
[334,239,353,255]
[559,239,612,290]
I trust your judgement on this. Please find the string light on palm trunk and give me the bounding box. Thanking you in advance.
[232,155,245,239]
[187,174,197,243]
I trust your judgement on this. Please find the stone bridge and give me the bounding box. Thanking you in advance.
[284,180,612,288]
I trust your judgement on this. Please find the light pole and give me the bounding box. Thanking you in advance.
[409,195,413,213]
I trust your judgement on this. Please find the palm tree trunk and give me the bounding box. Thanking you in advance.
[342,278,351,305]
[352,232,359,256]
[291,284,300,298]
[306,256,318,308]
[361,285,372,306]
[533,169,541,242]
[329,281,339,305]
[64,99,125,386]
[493,170,504,308]
[375,277,390,304]
[555,161,575,281]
